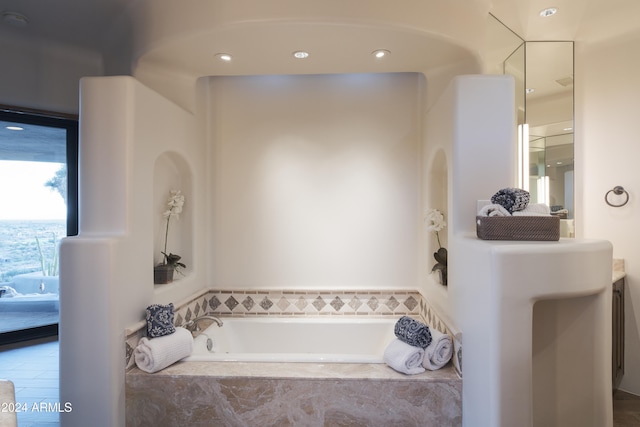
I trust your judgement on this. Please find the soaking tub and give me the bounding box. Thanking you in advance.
[128,316,463,426]
[184,316,397,363]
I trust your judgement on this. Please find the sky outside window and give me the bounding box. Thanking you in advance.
[0,160,66,220]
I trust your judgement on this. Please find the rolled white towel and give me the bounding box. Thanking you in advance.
[383,339,425,375]
[422,329,453,370]
[512,203,551,216]
[134,327,193,373]
[478,203,511,217]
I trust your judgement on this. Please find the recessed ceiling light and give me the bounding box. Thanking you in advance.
[5,126,24,131]
[2,11,29,27]
[539,7,558,17]
[556,161,563,165]
[526,88,535,94]
[372,49,390,59]
[215,53,232,61]
[563,127,573,131]
[293,51,309,59]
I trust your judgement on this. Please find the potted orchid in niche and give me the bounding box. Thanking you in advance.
[154,190,186,284]
[425,208,447,286]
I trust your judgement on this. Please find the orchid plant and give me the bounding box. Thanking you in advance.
[424,208,447,286]
[159,190,186,274]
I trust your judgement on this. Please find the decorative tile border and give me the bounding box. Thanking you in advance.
[419,293,462,378]
[125,288,457,370]
[201,290,420,317]
[419,297,448,336]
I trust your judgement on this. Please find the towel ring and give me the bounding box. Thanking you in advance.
[605,186,629,207]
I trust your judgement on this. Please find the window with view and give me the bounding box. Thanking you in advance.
[0,110,78,345]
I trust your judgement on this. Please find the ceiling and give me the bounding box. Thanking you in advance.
[1,0,638,165]
[490,0,640,44]
[0,120,67,163]
[0,0,638,54]
[0,0,638,86]
[0,0,130,51]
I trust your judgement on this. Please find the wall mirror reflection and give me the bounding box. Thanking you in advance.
[484,16,574,237]
[525,41,574,237]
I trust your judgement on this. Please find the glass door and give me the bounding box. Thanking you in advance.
[0,110,78,345]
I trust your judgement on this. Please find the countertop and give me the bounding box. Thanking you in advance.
[613,258,626,283]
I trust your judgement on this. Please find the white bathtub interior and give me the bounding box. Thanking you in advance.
[186,317,398,363]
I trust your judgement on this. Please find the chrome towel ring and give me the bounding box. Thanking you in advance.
[605,186,629,207]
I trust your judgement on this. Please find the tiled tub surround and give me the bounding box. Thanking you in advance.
[125,289,460,426]
[125,289,453,369]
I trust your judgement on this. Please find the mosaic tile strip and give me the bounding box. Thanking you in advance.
[418,297,448,336]
[205,290,421,316]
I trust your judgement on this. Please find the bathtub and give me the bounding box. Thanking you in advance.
[184,316,397,363]
[129,316,463,425]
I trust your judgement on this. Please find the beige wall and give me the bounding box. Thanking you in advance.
[208,73,423,290]
[578,31,640,394]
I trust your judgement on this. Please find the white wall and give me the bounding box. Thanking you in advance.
[423,74,515,332]
[60,76,205,426]
[209,73,422,290]
[578,32,640,395]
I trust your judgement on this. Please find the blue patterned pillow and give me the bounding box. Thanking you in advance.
[146,303,176,338]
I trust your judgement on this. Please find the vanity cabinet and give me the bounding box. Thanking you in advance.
[612,278,625,391]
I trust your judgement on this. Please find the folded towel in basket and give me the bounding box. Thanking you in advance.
[383,339,426,375]
[512,203,551,216]
[422,329,453,370]
[394,316,432,349]
[478,203,511,217]
[490,188,530,213]
[479,203,550,217]
[134,327,193,373]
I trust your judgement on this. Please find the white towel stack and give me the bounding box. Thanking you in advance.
[134,327,194,373]
[478,203,551,217]
[478,204,511,217]
[383,327,454,374]
[422,329,453,371]
[383,339,425,375]
[513,203,551,216]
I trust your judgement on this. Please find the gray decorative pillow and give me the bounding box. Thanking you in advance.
[394,315,432,349]
[146,303,176,338]
[491,187,530,213]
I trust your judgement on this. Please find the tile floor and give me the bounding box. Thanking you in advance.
[1,339,639,426]
[0,337,60,426]
[614,390,640,427]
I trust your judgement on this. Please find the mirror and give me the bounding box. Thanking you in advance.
[484,16,574,237]
[525,41,574,237]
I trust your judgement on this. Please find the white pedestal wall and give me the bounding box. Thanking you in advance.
[59,76,205,427]
[438,75,613,426]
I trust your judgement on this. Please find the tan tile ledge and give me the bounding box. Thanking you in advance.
[613,258,625,282]
[127,360,460,382]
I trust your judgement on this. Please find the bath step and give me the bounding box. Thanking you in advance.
[126,362,461,426]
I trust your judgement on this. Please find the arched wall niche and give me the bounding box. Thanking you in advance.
[153,151,193,278]
[427,148,449,251]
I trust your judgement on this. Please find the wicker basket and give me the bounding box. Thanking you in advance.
[476,216,560,241]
